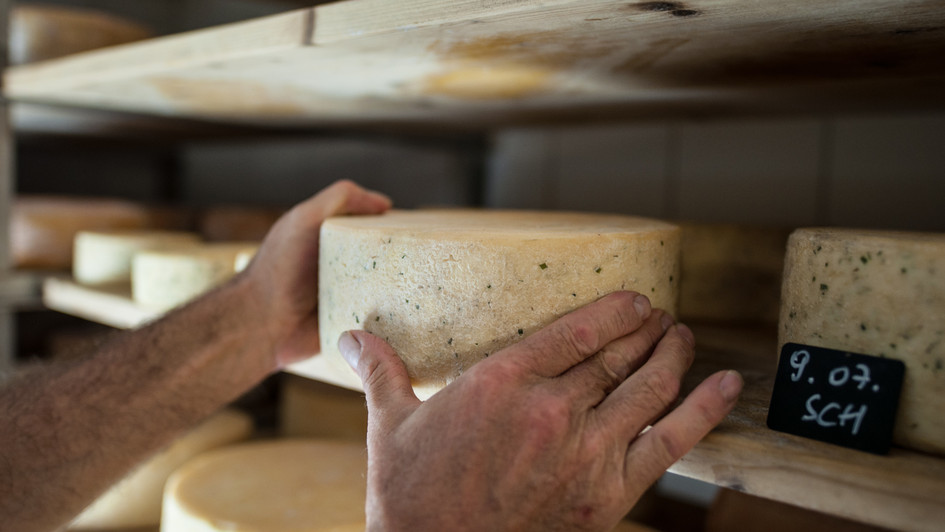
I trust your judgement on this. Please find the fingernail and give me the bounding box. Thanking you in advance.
[676,323,695,346]
[660,312,675,331]
[634,294,652,319]
[338,332,362,368]
[719,370,744,402]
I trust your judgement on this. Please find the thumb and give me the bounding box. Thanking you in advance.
[338,330,421,419]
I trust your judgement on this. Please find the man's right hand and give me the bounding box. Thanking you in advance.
[340,291,743,532]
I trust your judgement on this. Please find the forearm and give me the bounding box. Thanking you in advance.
[0,274,275,532]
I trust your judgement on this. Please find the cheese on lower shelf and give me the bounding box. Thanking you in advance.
[161,440,367,532]
[132,243,259,311]
[73,230,202,286]
[70,409,253,530]
[317,209,680,398]
[679,223,791,324]
[779,228,945,455]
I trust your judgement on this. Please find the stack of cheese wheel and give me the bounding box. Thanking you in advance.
[9,5,153,65]
[678,223,792,324]
[73,230,201,285]
[69,409,253,530]
[161,440,367,532]
[132,243,259,311]
[316,209,680,398]
[780,228,945,455]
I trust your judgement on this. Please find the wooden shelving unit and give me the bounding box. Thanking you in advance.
[5,0,945,129]
[41,280,945,531]
[13,1,945,530]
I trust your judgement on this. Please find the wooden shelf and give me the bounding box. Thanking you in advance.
[41,278,945,531]
[5,1,945,129]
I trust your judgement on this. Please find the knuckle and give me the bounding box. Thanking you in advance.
[560,321,599,356]
[522,396,572,443]
[655,427,684,464]
[639,367,681,408]
[594,349,624,388]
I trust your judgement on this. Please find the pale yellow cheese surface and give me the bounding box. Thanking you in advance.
[780,228,945,455]
[161,440,367,532]
[132,243,259,311]
[317,209,680,397]
[74,230,201,286]
[70,409,253,530]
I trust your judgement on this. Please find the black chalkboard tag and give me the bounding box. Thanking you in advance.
[767,343,905,455]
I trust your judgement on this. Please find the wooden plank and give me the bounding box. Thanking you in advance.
[4,0,945,127]
[42,277,158,329]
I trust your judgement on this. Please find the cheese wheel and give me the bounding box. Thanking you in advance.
[161,440,367,532]
[132,243,259,311]
[679,223,791,324]
[779,228,945,455]
[280,375,368,441]
[10,5,153,65]
[318,209,680,397]
[12,196,153,269]
[70,409,253,530]
[73,230,201,286]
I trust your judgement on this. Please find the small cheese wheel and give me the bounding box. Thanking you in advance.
[132,243,259,311]
[679,223,791,324]
[318,209,680,397]
[73,230,201,286]
[780,228,945,455]
[70,409,253,530]
[161,440,367,532]
[10,5,153,65]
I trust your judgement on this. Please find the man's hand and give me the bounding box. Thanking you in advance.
[340,291,743,532]
[242,180,391,368]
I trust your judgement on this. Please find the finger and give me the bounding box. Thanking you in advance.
[503,291,652,379]
[299,180,392,228]
[339,330,421,429]
[555,310,674,408]
[624,370,743,485]
[593,324,696,440]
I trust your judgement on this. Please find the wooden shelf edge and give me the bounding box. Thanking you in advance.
[42,277,158,329]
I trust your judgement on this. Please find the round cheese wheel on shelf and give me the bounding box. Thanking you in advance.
[10,5,153,65]
[318,209,680,398]
[161,440,367,532]
[73,230,201,286]
[132,243,259,311]
[779,228,945,455]
[69,409,253,530]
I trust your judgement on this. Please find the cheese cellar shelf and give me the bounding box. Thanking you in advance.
[5,0,945,129]
[41,279,945,532]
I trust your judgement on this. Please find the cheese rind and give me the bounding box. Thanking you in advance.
[73,230,201,286]
[70,409,253,530]
[132,243,259,311]
[161,440,367,532]
[317,210,680,397]
[779,228,945,455]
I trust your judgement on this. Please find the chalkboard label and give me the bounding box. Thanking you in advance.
[767,343,905,455]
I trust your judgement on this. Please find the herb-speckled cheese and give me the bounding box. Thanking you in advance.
[70,409,252,530]
[74,230,201,285]
[132,243,259,311]
[780,228,945,455]
[316,210,680,398]
[161,440,366,532]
